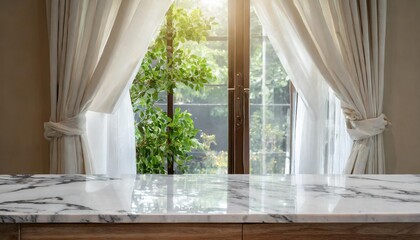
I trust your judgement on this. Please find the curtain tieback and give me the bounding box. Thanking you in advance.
[44,114,86,141]
[346,113,391,141]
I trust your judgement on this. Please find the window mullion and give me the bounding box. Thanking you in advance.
[288,83,298,174]
[166,5,174,175]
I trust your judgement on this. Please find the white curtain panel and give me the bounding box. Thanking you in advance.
[253,0,389,174]
[293,93,328,174]
[44,0,172,174]
[253,1,350,174]
[325,89,353,174]
[86,92,136,175]
[294,87,352,174]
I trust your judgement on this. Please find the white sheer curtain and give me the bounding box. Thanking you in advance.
[293,78,329,174]
[253,1,350,174]
[86,92,136,175]
[326,89,353,174]
[44,0,172,174]
[253,0,389,174]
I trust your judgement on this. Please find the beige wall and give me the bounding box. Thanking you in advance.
[0,0,50,173]
[384,0,420,173]
[0,0,419,174]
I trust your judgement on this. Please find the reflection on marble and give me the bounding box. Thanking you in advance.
[1,174,420,223]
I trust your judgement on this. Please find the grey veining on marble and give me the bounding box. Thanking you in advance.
[1,174,420,223]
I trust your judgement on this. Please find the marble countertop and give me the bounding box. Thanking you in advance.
[1,174,420,223]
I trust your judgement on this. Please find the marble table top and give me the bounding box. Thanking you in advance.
[0,174,420,223]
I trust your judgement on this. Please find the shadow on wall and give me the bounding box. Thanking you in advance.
[383,0,420,173]
[0,0,50,174]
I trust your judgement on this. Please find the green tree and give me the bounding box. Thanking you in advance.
[130,5,216,174]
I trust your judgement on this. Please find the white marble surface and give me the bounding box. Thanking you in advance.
[1,174,420,223]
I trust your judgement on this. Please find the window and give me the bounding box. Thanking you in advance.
[131,0,295,174]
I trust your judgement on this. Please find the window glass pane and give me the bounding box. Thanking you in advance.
[173,0,228,174]
[250,6,291,174]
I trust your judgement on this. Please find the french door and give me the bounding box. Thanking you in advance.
[161,0,293,174]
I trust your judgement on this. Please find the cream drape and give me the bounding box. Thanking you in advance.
[253,1,351,174]
[44,0,172,174]
[253,0,389,174]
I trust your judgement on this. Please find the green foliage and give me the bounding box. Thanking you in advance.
[186,133,228,174]
[131,4,216,174]
[134,106,169,174]
[168,108,202,173]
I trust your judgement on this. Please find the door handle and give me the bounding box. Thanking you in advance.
[236,73,243,128]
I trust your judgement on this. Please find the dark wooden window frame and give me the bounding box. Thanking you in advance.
[228,0,250,174]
